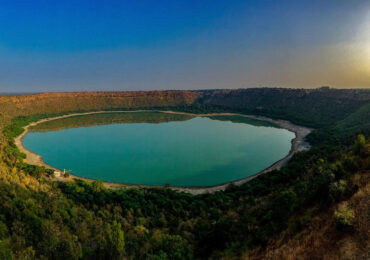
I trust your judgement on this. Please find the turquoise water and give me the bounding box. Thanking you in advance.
[23,113,295,187]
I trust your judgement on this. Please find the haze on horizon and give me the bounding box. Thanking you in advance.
[0,0,370,92]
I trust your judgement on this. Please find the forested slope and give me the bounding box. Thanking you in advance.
[0,91,199,121]
[0,88,369,259]
[196,88,370,127]
[1,88,369,128]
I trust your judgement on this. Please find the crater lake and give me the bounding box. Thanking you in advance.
[22,112,295,187]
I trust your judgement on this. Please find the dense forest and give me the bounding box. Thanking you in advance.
[0,88,369,259]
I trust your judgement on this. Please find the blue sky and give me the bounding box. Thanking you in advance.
[0,0,369,92]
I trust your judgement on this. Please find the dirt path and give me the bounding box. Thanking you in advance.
[14,110,312,195]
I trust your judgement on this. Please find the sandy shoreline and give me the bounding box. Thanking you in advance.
[14,110,312,195]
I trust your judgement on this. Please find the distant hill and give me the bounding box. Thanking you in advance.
[197,88,370,127]
[1,88,369,129]
[0,91,200,119]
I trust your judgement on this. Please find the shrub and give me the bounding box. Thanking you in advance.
[0,240,13,260]
[0,222,8,239]
[92,180,106,193]
[353,134,366,155]
[329,180,348,202]
[335,204,355,231]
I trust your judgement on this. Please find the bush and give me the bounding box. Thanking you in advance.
[152,234,193,260]
[0,240,12,260]
[335,204,355,231]
[0,222,8,239]
[92,180,106,193]
[353,134,366,155]
[329,180,348,202]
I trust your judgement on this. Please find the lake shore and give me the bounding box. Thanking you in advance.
[14,110,312,195]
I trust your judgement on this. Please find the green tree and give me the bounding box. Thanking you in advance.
[152,234,193,260]
[353,134,366,155]
[92,180,106,193]
[0,221,8,239]
[0,240,13,260]
[107,221,125,259]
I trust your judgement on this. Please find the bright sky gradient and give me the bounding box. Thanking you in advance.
[0,0,369,92]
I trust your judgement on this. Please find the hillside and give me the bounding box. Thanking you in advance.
[0,88,369,259]
[1,88,369,128]
[335,102,370,136]
[0,91,199,120]
[197,88,370,127]
[244,169,369,259]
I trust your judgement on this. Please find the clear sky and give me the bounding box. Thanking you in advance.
[0,0,369,92]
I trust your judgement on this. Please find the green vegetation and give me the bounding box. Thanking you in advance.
[197,88,370,128]
[335,203,355,231]
[0,88,369,259]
